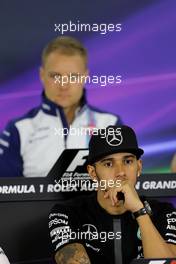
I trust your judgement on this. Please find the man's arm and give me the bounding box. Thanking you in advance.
[169,244,176,255]
[0,121,23,177]
[137,214,176,258]
[55,243,91,264]
[104,181,176,258]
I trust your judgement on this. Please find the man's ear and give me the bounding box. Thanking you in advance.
[137,159,142,178]
[87,165,97,181]
[39,66,45,84]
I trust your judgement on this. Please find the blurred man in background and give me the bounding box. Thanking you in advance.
[0,36,122,177]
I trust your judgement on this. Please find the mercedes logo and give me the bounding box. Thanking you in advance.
[82,224,98,240]
[106,128,123,146]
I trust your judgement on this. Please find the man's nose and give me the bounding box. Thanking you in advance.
[59,76,70,89]
[114,164,125,179]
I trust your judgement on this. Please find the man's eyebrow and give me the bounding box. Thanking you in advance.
[123,154,136,159]
[99,157,114,163]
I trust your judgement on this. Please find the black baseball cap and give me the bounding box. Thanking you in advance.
[88,125,144,164]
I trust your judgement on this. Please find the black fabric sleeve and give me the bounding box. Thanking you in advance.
[152,201,176,245]
[163,208,176,245]
[48,202,83,254]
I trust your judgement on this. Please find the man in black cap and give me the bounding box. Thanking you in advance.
[49,125,176,264]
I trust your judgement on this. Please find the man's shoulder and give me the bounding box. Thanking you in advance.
[11,105,42,125]
[1,105,40,130]
[2,105,43,135]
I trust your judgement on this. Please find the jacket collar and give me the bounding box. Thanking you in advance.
[41,89,87,116]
